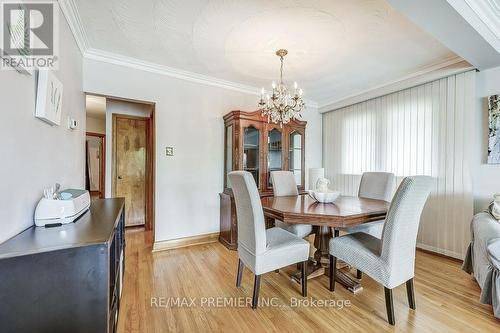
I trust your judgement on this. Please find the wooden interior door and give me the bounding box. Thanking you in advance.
[114,116,147,227]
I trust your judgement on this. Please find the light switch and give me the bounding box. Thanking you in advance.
[166,147,174,156]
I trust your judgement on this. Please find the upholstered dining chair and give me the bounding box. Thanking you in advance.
[329,176,432,325]
[335,172,395,279]
[228,171,310,309]
[336,172,395,239]
[271,171,313,239]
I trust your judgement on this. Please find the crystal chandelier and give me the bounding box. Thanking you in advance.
[259,49,305,126]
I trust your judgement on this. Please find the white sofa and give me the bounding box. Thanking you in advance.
[463,211,500,318]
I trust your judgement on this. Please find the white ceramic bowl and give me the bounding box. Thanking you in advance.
[308,190,340,203]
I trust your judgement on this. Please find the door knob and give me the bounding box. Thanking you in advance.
[118,176,123,180]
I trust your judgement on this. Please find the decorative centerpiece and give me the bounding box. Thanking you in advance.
[308,177,340,203]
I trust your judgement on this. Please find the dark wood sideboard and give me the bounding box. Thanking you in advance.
[220,110,307,250]
[0,198,125,333]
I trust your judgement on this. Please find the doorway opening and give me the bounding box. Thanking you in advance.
[86,132,105,198]
[85,94,156,236]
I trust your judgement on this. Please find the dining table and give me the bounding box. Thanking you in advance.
[261,194,390,293]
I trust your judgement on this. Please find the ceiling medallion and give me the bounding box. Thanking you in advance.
[259,49,305,126]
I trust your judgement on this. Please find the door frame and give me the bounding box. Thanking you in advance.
[111,105,156,233]
[86,132,106,198]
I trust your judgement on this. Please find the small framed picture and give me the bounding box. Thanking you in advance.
[35,70,63,126]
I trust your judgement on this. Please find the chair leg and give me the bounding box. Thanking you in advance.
[406,278,416,310]
[356,269,363,280]
[252,275,261,309]
[236,259,244,288]
[329,255,337,292]
[334,229,339,237]
[301,261,307,297]
[384,287,395,325]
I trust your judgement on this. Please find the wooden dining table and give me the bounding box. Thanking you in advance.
[261,194,390,293]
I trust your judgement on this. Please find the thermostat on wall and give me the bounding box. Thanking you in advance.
[68,117,77,130]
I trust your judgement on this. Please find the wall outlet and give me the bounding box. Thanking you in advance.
[166,147,174,156]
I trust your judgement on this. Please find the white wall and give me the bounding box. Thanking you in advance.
[0,9,84,243]
[86,116,105,134]
[83,58,322,242]
[104,99,152,198]
[472,66,500,212]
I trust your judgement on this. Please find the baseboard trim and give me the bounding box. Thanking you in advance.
[152,232,220,252]
[416,243,464,261]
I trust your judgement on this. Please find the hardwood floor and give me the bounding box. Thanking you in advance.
[118,230,499,332]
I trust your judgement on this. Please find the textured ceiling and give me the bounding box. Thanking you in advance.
[75,0,459,105]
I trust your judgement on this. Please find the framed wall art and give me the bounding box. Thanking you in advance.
[35,70,63,126]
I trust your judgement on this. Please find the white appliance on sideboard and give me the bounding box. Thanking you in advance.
[35,189,91,227]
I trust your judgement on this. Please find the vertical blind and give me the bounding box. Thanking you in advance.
[323,71,475,259]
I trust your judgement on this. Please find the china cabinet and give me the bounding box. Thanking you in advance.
[220,110,306,249]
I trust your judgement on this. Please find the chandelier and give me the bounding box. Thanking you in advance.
[259,49,305,126]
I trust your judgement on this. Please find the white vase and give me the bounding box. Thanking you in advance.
[308,168,324,190]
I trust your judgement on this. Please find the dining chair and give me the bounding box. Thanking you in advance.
[271,171,313,239]
[334,172,394,279]
[328,176,432,325]
[336,172,395,239]
[228,171,310,309]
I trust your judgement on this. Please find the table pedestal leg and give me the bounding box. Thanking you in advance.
[291,226,363,293]
[314,226,331,265]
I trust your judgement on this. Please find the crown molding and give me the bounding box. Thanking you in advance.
[446,0,500,55]
[463,0,500,40]
[58,0,89,54]
[84,48,259,96]
[83,48,319,107]
[318,56,472,112]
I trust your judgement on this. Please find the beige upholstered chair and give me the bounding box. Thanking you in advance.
[329,176,432,325]
[228,171,310,309]
[271,171,313,239]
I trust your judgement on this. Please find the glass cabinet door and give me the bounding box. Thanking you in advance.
[225,125,233,187]
[267,128,282,187]
[289,131,303,186]
[243,125,260,185]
